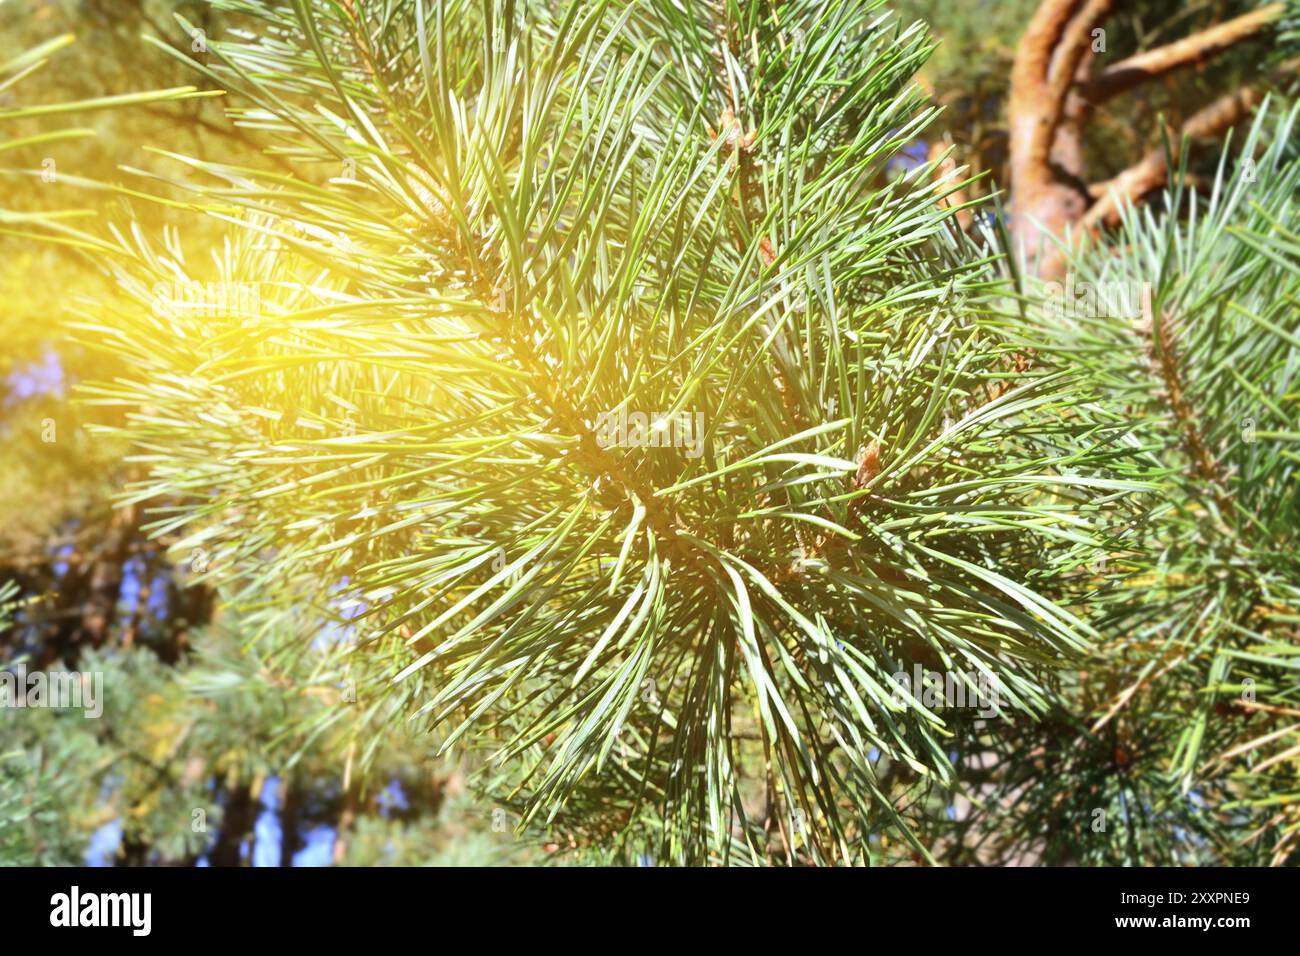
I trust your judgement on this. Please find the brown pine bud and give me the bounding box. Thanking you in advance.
[855,440,882,489]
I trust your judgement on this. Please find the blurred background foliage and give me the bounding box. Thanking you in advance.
[0,0,528,866]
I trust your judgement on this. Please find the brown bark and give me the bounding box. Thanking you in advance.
[25,504,143,669]
[928,138,973,231]
[331,784,359,865]
[1008,0,1115,274]
[1008,0,1277,277]
[1079,4,1283,104]
[117,830,151,866]
[209,780,254,867]
[1050,50,1098,184]
[1081,87,1262,230]
[279,778,302,866]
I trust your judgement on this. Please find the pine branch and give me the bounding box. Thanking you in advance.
[1139,286,1229,504]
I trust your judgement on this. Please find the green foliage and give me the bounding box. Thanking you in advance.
[3,25,513,868]
[6,0,1297,868]
[73,0,1157,865]
[2,611,517,866]
[0,31,208,868]
[0,746,85,866]
[969,106,1300,865]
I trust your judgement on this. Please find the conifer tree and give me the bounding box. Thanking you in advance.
[16,0,1298,866]
[77,0,1153,865]
[979,109,1300,865]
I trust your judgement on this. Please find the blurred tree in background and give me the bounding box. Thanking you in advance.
[1,8,517,866]
[900,0,1297,275]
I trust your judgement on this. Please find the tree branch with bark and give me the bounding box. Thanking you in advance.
[1007,0,1284,276]
[1082,86,1263,230]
